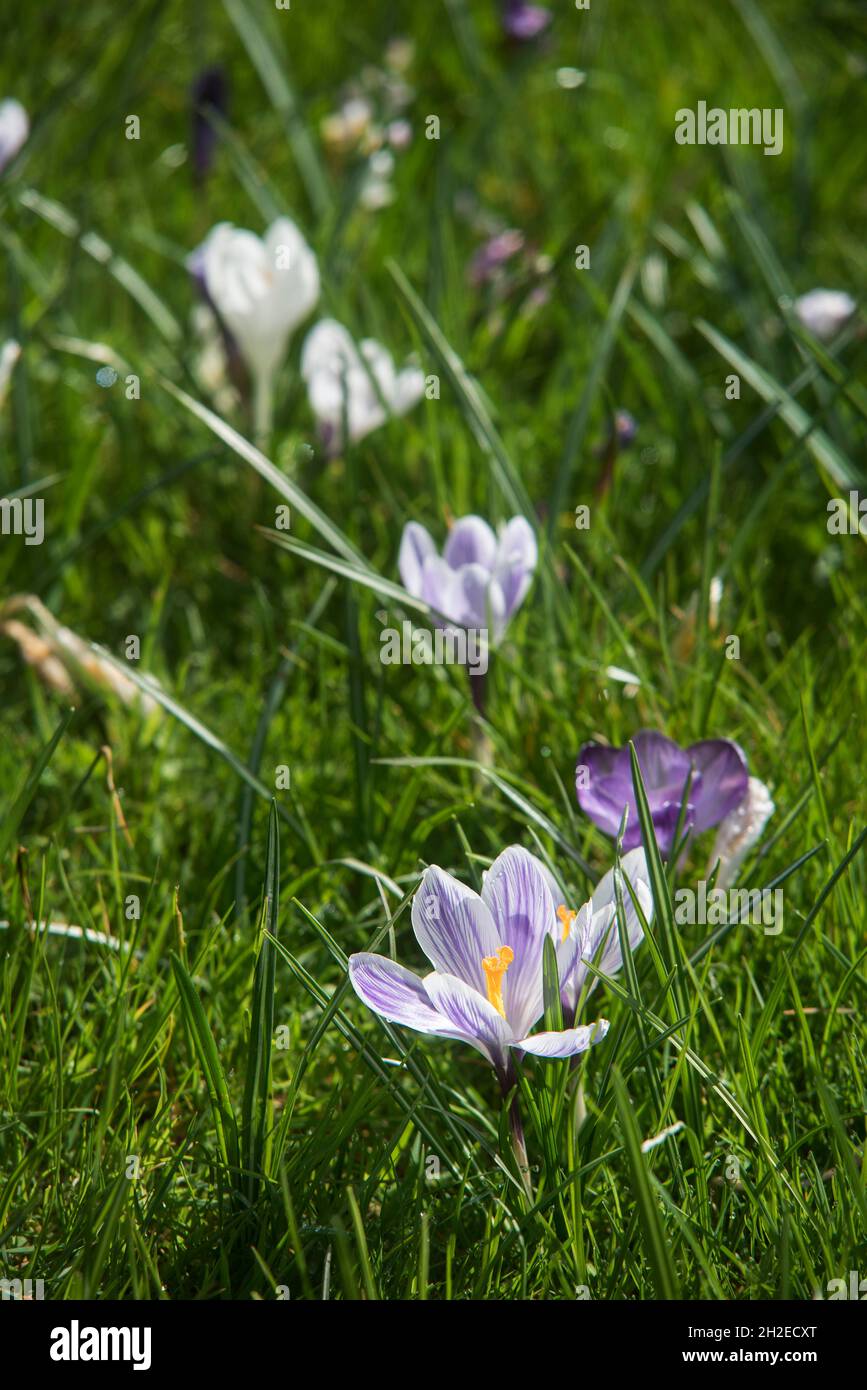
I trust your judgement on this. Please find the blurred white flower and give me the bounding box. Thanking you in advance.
[360,149,396,209]
[0,339,21,407]
[190,216,319,438]
[385,37,415,73]
[301,318,424,451]
[0,99,28,173]
[321,97,374,154]
[386,119,412,151]
[794,289,856,342]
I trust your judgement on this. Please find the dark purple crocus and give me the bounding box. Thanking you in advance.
[502,1,551,41]
[191,66,229,183]
[576,730,749,857]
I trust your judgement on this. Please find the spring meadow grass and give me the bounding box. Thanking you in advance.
[1,0,865,1304]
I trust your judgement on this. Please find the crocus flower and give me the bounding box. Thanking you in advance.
[190,66,229,182]
[502,1,552,41]
[348,846,611,1086]
[576,729,749,857]
[794,289,856,342]
[189,217,319,438]
[301,318,424,451]
[554,847,652,1018]
[398,514,537,643]
[0,99,28,174]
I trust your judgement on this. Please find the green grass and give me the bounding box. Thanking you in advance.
[0,0,865,1299]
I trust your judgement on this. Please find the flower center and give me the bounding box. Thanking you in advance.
[557,904,577,942]
[481,945,514,1019]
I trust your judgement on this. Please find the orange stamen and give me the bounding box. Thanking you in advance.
[557,904,577,943]
[481,945,514,1019]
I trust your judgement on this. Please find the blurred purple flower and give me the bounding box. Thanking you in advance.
[502,1,552,41]
[399,513,537,642]
[468,229,524,287]
[191,66,229,183]
[613,409,637,447]
[576,729,749,856]
[593,409,638,459]
[349,845,610,1086]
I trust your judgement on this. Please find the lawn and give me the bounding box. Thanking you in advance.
[0,0,865,1304]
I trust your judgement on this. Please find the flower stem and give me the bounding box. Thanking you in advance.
[468,666,487,716]
[501,1065,533,1203]
[468,666,494,772]
[253,369,274,448]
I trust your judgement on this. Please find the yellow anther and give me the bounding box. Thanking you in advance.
[481,945,514,1019]
[557,904,577,943]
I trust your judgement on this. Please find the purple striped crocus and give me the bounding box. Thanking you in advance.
[398,514,537,643]
[576,729,750,857]
[348,845,650,1086]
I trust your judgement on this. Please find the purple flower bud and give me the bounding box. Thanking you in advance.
[502,1,552,41]
[191,66,229,183]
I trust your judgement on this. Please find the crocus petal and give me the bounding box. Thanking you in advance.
[555,899,592,994]
[420,554,464,626]
[199,217,319,383]
[640,799,692,857]
[631,730,692,792]
[359,338,397,399]
[456,562,505,635]
[348,952,469,1039]
[589,877,652,979]
[444,515,498,572]
[576,742,632,834]
[423,971,513,1067]
[481,845,557,1038]
[264,217,321,336]
[411,865,500,993]
[392,366,426,415]
[300,318,359,381]
[398,522,437,598]
[514,1019,610,1058]
[589,847,651,918]
[687,739,749,833]
[302,320,422,446]
[493,515,538,618]
[560,850,653,1010]
[578,735,697,854]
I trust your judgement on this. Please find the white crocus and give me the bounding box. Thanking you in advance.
[708,776,775,889]
[794,289,856,342]
[191,217,319,440]
[301,317,424,451]
[0,99,28,174]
